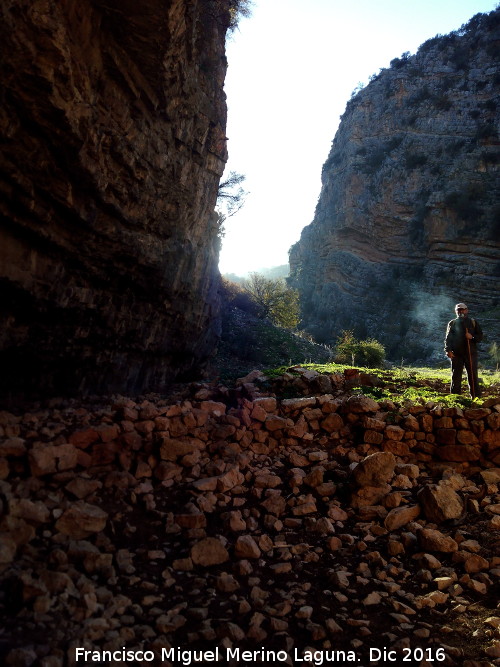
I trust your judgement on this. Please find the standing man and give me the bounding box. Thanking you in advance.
[444,303,483,398]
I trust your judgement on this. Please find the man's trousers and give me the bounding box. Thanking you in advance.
[450,351,480,398]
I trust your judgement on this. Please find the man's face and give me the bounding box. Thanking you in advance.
[456,308,468,318]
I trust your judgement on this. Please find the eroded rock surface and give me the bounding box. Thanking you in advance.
[289,9,500,361]
[0,0,230,398]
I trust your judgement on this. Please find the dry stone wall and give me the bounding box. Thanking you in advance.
[1,376,500,663]
[2,379,499,491]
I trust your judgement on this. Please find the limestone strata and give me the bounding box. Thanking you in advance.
[289,9,500,361]
[0,0,230,397]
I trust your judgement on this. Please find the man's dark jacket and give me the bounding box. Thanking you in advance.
[444,316,483,355]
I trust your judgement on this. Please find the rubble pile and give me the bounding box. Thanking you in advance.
[0,371,499,666]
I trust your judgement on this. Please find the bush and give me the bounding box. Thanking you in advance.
[220,277,261,316]
[363,149,387,172]
[433,95,452,110]
[227,0,253,31]
[444,188,484,222]
[490,342,500,371]
[405,152,428,169]
[409,86,432,105]
[390,51,411,69]
[476,123,498,140]
[243,273,300,330]
[335,331,385,368]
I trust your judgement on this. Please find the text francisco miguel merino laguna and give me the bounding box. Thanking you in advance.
[75,645,447,664]
[75,647,358,664]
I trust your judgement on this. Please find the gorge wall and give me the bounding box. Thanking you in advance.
[289,9,500,363]
[0,0,231,399]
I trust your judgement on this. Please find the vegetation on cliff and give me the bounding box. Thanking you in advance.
[211,278,331,382]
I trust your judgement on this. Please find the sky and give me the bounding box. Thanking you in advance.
[218,0,498,276]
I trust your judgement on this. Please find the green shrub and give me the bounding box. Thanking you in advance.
[409,86,432,105]
[480,99,497,112]
[357,338,386,367]
[490,342,500,371]
[361,148,387,174]
[243,273,300,330]
[323,152,343,172]
[335,331,385,368]
[444,188,484,222]
[227,0,253,31]
[448,46,469,71]
[220,277,261,316]
[405,152,428,169]
[476,123,497,140]
[480,150,499,165]
[390,52,411,69]
[433,95,452,110]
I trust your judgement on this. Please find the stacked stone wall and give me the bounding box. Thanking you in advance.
[1,383,499,491]
[1,379,500,663]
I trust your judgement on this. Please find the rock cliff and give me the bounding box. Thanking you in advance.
[289,9,500,362]
[0,0,231,398]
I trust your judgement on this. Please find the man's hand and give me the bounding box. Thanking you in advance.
[446,351,454,359]
[465,331,473,340]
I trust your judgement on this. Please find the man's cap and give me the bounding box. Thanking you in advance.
[455,302,468,310]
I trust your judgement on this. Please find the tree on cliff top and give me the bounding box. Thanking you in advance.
[215,170,248,238]
[228,0,253,31]
[243,273,300,330]
[217,171,247,218]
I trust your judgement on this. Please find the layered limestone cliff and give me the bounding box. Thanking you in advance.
[290,9,500,362]
[0,0,231,397]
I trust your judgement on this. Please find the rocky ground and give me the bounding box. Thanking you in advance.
[0,371,499,667]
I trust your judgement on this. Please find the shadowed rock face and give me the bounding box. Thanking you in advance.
[290,10,500,362]
[0,0,230,397]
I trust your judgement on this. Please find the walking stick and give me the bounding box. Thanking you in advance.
[466,327,476,399]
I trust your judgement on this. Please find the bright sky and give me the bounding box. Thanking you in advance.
[218,0,498,276]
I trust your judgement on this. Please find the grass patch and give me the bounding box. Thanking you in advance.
[264,362,500,407]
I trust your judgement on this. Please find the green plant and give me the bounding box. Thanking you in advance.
[409,207,428,243]
[476,123,498,140]
[220,277,261,316]
[216,171,248,237]
[243,273,300,329]
[444,188,484,222]
[480,99,497,112]
[227,0,253,31]
[448,139,466,155]
[323,151,343,172]
[360,147,387,174]
[334,331,385,368]
[390,51,411,69]
[480,151,499,166]
[489,342,500,371]
[448,46,469,71]
[433,95,452,111]
[409,86,432,105]
[264,360,500,406]
[405,152,428,169]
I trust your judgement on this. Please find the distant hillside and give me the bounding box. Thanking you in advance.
[223,264,289,284]
[290,9,500,363]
